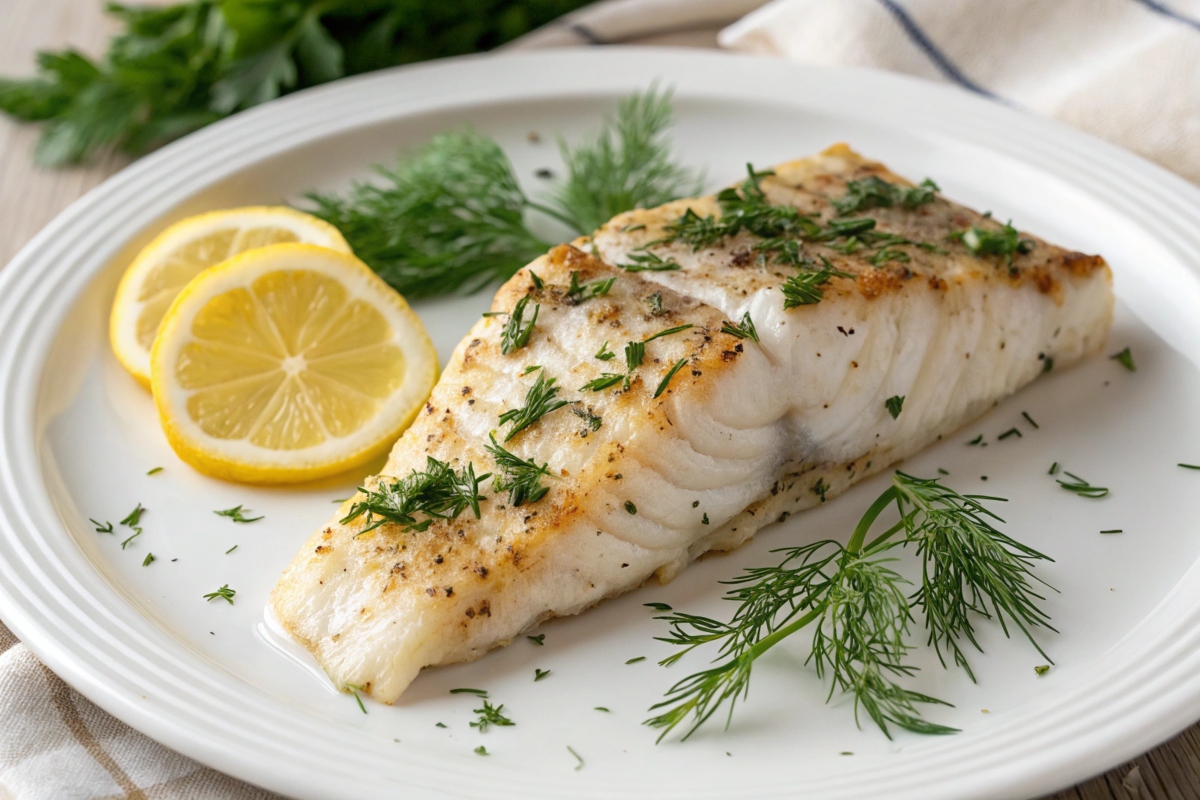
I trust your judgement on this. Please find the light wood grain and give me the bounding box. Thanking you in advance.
[0,3,1197,799]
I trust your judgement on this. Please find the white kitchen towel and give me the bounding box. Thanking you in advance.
[719,0,1200,184]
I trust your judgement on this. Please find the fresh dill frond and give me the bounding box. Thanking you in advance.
[498,371,570,441]
[550,85,702,234]
[566,272,616,304]
[214,504,263,523]
[471,700,515,731]
[644,324,693,342]
[90,519,113,534]
[579,373,627,393]
[203,584,236,605]
[595,341,615,361]
[618,251,681,273]
[951,220,1034,269]
[832,176,939,215]
[485,433,552,507]
[780,267,850,308]
[500,295,539,355]
[721,313,759,342]
[625,341,646,372]
[645,472,1053,741]
[341,457,490,534]
[307,131,553,299]
[119,503,145,528]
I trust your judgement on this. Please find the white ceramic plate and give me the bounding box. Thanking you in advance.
[3,49,1200,800]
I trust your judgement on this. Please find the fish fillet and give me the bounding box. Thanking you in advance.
[271,144,1112,702]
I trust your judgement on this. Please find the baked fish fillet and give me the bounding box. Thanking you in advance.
[272,144,1112,702]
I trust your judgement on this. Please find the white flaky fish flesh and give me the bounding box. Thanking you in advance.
[272,144,1113,702]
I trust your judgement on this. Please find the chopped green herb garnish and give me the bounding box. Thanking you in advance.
[625,341,646,371]
[595,341,615,361]
[120,503,145,528]
[885,395,904,419]
[565,271,615,304]
[626,656,646,664]
[567,745,584,771]
[450,688,489,696]
[142,553,155,567]
[570,405,603,433]
[645,602,673,611]
[436,722,447,728]
[146,467,163,475]
[1021,411,1039,429]
[625,501,637,515]
[1034,665,1051,676]
[952,220,1033,269]
[937,468,949,476]
[720,312,759,342]
[342,457,489,534]
[594,707,610,712]
[1179,464,1200,470]
[120,529,142,550]
[475,746,489,756]
[645,292,665,316]
[203,584,235,605]
[619,251,681,273]
[701,513,709,525]
[780,266,851,308]
[1110,347,1135,372]
[485,433,551,507]
[812,477,830,503]
[1056,470,1108,498]
[90,519,113,534]
[869,247,910,266]
[1100,529,1123,534]
[579,373,627,393]
[645,471,1052,741]
[1042,356,1054,373]
[528,634,545,646]
[528,270,544,290]
[1048,462,1059,475]
[214,505,263,523]
[225,545,238,554]
[471,700,514,731]
[346,683,368,714]
[832,176,939,215]
[498,371,570,440]
[998,428,1022,440]
[968,435,984,446]
[653,358,689,398]
[534,668,550,682]
[500,295,539,356]
[644,324,693,342]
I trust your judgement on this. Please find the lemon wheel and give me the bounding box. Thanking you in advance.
[150,244,438,484]
[111,206,350,386]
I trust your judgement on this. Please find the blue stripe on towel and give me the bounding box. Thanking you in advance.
[1134,0,1200,32]
[875,0,1001,99]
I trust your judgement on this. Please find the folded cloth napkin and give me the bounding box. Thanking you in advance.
[719,0,1200,184]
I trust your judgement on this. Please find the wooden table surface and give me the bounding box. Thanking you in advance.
[0,2,1194,799]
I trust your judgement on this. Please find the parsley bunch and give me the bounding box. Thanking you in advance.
[0,0,593,166]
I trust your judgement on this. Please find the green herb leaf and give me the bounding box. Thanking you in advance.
[534,668,550,681]
[500,295,539,355]
[345,683,367,714]
[595,341,615,361]
[474,745,488,756]
[885,395,904,419]
[1055,470,1108,498]
[1110,347,1135,372]
[565,272,616,304]
[342,457,490,534]
[203,584,236,605]
[214,504,263,523]
[450,688,488,696]
[527,634,545,646]
[618,251,681,273]
[644,324,693,342]
[952,220,1033,269]
[550,85,702,234]
[653,358,689,398]
[90,518,114,534]
[498,371,570,441]
[485,433,551,507]
[720,313,759,342]
[832,176,939,215]
[567,745,584,771]
[142,553,155,567]
[781,267,848,308]
[470,700,514,731]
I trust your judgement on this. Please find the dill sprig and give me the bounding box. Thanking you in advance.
[565,272,616,304]
[485,433,551,507]
[203,584,236,605]
[214,504,263,523]
[500,295,539,355]
[619,251,682,273]
[498,370,570,441]
[781,266,851,308]
[341,457,489,534]
[645,472,1053,742]
[951,220,1034,269]
[308,131,554,299]
[1055,470,1109,498]
[471,700,515,732]
[654,358,689,398]
[551,86,702,234]
[832,176,939,215]
[721,313,759,342]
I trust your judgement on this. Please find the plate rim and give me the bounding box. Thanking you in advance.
[3,46,1200,799]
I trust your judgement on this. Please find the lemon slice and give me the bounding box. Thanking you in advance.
[151,244,438,484]
[111,206,350,386]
